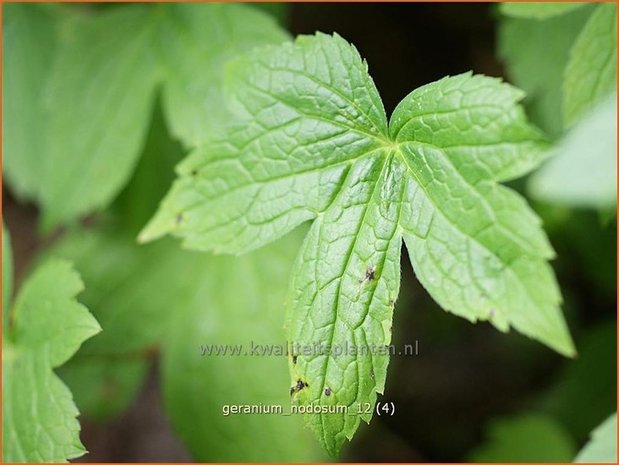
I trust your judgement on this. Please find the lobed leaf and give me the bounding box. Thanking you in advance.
[539,323,617,441]
[2,260,100,462]
[41,91,321,459]
[145,33,575,454]
[392,74,573,358]
[139,33,388,251]
[48,226,321,461]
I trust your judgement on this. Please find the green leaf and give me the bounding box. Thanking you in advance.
[46,102,317,461]
[468,412,576,462]
[47,225,322,460]
[500,2,588,20]
[39,5,162,230]
[575,413,617,463]
[158,3,289,148]
[143,33,575,454]
[498,5,594,136]
[3,3,288,231]
[162,228,323,461]
[2,260,100,462]
[2,3,63,200]
[3,223,13,326]
[563,3,617,126]
[529,93,617,209]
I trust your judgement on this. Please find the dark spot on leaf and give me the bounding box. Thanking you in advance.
[190,169,198,176]
[175,213,183,225]
[369,369,375,379]
[365,265,376,281]
[359,265,376,283]
[290,378,309,396]
[292,355,298,364]
[324,387,332,396]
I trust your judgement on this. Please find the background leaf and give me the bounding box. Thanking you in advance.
[41,71,323,458]
[498,5,594,136]
[575,414,617,463]
[39,5,162,230]
[499,2,587,20]
[538,323,616,442]
[2,3,64,201]
[158,3,290,148]
[252,2,290,26]
[2,3,288,232]
[468,412,576,462]
[563,3,617,126]
[47,226,322,461]
[2,260,100,462]
[162,229,322,461]
[529,94,617,209]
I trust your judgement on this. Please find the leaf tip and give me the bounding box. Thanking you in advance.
[545,322,577,358]
[137,214,169,244]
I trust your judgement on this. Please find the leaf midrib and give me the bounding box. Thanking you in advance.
[314,150,394,452]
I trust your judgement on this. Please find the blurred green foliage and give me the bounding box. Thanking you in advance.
[575,414,617,463]
[2,224,12,323]
[498,4,594,137]
[498,2,617,211]
[42,104,320,460]
[468,412,576,462]
[499,2,587,20]
[530,94,617,210]
[2,2,288,231]
[1,1,616,462]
